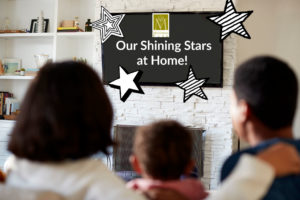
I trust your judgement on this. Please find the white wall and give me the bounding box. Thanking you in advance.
[95,0,238,189]
[236,0,300,138]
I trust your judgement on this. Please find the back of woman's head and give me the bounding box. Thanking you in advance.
[8,61,114,162]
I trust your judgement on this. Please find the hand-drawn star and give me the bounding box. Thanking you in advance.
[109,66,144,102]
[208,0,253,41]
[176,67,208,102]
[92,6,125,43]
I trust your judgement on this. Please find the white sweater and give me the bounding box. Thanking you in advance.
[5,155,274,200]
[208,155,274,200]
[5,156,146,200]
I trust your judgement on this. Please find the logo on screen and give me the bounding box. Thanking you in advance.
[152,13,169,38]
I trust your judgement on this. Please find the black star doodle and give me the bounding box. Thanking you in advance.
[109,66,144,102]
[92,6,125,43]
[208,0,253,41]
[176,66,208,103]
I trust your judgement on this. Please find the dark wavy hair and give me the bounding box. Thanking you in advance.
[8,61,114,161]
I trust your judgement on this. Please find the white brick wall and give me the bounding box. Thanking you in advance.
[95,0,238,189]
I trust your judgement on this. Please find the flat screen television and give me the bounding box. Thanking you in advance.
[101,12,223,87]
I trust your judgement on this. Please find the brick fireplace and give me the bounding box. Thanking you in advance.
[95,0,238,189]
[112,125,204,178]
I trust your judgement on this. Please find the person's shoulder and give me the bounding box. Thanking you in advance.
[126,178,148,190]
[83,163,146,200]
[180,178,205,187]
[290,139,300,151]
[220,139,285,182]
[267,138,300,153]
[86,181,146,200]
[181,178,207,192]
[178,179,208,199]
[220,145,260,182]
[220,151,243,182]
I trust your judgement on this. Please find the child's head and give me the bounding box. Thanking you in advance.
[130,120,193,181]
[231,56,298,143]
[9,61,114,162]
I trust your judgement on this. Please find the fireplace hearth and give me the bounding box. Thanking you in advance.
[112,125,204,181]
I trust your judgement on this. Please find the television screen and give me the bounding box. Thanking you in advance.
[101,12,223,87]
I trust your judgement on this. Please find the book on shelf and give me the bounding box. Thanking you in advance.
[57,27,81,32]
[0,92,13,119]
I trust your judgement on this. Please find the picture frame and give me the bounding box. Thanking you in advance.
[2,58,21,75]
[30,19,49,33]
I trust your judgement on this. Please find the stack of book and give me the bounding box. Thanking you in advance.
[57,27,81,32]
[0,92,13,119]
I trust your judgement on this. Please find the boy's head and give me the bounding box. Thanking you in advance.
[130,120,193,181]
[231,56,298,142]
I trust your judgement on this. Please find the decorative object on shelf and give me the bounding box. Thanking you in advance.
[0,17,26,33]
[85,19,92,32]
[0,60,4,75]
[25,69,38,76]
[4,17,10,30]
[58,18,84,32]
[62,20,75,27]
[20,68,25,76]
[14,70,20,75]
[74,16,79,28]
[37,11,44,33]
[30,18,49,33]
[34,54,49,68]
[2,58,21,75]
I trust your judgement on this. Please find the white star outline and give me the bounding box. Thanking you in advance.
[176,67,208,103]
[208,0,253,41]
[92,6,125,43]
[109,66,144,102]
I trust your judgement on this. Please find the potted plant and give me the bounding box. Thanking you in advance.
[20,68,25,76]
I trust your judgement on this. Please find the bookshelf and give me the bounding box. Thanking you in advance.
[0,0,96,99]
[0,33,55,38]
[0,0,97,168]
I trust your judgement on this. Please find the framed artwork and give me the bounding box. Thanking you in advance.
[30,19,49,33]
[2,58,21,75]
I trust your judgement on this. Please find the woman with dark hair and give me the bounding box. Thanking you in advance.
[4,61,145,200]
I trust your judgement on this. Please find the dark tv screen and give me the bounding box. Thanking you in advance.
[102,12,223,87]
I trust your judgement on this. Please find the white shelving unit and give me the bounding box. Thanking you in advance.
[0,0,96,100]
[0,75,34,80]
[0,0,97,168]
[0,33,55,38]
